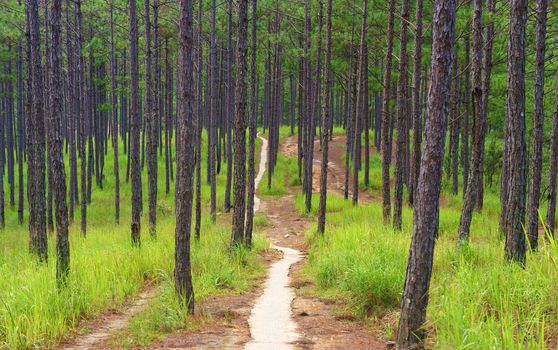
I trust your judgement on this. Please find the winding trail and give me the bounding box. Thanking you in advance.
[245,134,303,350]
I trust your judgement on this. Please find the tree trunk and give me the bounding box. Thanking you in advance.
[504,0,527,265]
[175,0,195,314]
[409,0,423,205]
[130,0,142,246]
[526,0,547,251]
[393,0,410,230]
[49,0,70,283]
[396,0,456,347]
[194,0,203,240]
[109,5,120,224]
[209,0,218,222]
[231,0,249,246]
[458,0,485,243]
[245,0,258,247]
[546,74,558,236]
[317,0,332,234]
[381,0,396,223]
[224,0,234,213]
[27,0,48,262]
[352,0,367,206]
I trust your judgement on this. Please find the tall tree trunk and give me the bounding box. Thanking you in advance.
[209,0,218,222]
[504,0,527,265]
[396,1,456,347]
[245,0,258,247]
[477,0,496,210]
[109,4,120,224]
[458,0,485,243]
[381,0,395,223]
[546,74,558,236]
[409,0,424,206]
[352,0,367,206]
[231,0,249,246]
[175,0,195,314]
[130,0,142,246]
[194,0,203,240]
[27,0,48,262]
[526,0,547,251]
[76,0,87,236]
[317,0,332,234]
[49,0,70,283]
[145,0,158,236]
[393,0,410,230]
[344,3,355,200]
[450,48,459,196]
[224,0,234,213]
[17,19,25,224]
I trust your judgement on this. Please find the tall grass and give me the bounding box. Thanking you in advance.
[303,186,558,348]
[0,132,267,349]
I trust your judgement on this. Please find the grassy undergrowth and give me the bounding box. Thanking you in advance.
[261,129,558,348]
[300,186,558,348]
[0,132,267,349]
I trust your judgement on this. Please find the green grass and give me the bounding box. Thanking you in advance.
[0,131,267,349]
[302,171,558,348]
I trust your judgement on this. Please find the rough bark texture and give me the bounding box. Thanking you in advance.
[130,0,142,246]
[209,0,218,222]
[458,0,484,243]
[175,0,195,314]
[318,0,332,234]
[77,0,87,236]
[49,0,70,282]
[546,74,558,236]
[381,0,396,223]
[27,0,48,262]
[409,0,423,206]
[245,0,258,247]
[352,0,367,206]
[145,0,158,236]
[109,5,120,224]
[396,0,455,347]
[194,0,203,240]
[393,0,410,230]
[231,0,249,246]
[526,0,547,250]
[504,0,527,265]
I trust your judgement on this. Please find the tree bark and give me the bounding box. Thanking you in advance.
[175,0,195,314]
[130,0,142,246]
[209,0,218,222]
[27,0,48,262]
[49,0,70,283]
[396,0,456,347]
[504,0,527,265]
[458,0,485,243]
[393,0,410,230]
[546,74,558,236]
[381,0,396,223]
[526,0,547,250]
[317,0,332,234]
[109,4,120,225]
[231,0,249,246]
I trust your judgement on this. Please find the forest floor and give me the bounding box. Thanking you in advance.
[58,133,386,349]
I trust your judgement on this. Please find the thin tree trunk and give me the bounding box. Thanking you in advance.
[27,0,48,262]
[317,0,332,234]
[504,0,528,265]
[109,4,120,224]
[393,0,410,229]
[546,74,558,236]
[245,0,258,247]
[130,0,142,246]
[231,0,249,246]
[175,0,195,314]
[381,0,396,223]
[194,0,202,240]
[49,0,70,283]
[352,0,367,206]
[526,0,547,250]
[209,0,218,222]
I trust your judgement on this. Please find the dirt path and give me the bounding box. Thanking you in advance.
[59,284,158,350]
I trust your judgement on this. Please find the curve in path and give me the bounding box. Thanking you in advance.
[245,134,302,350]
